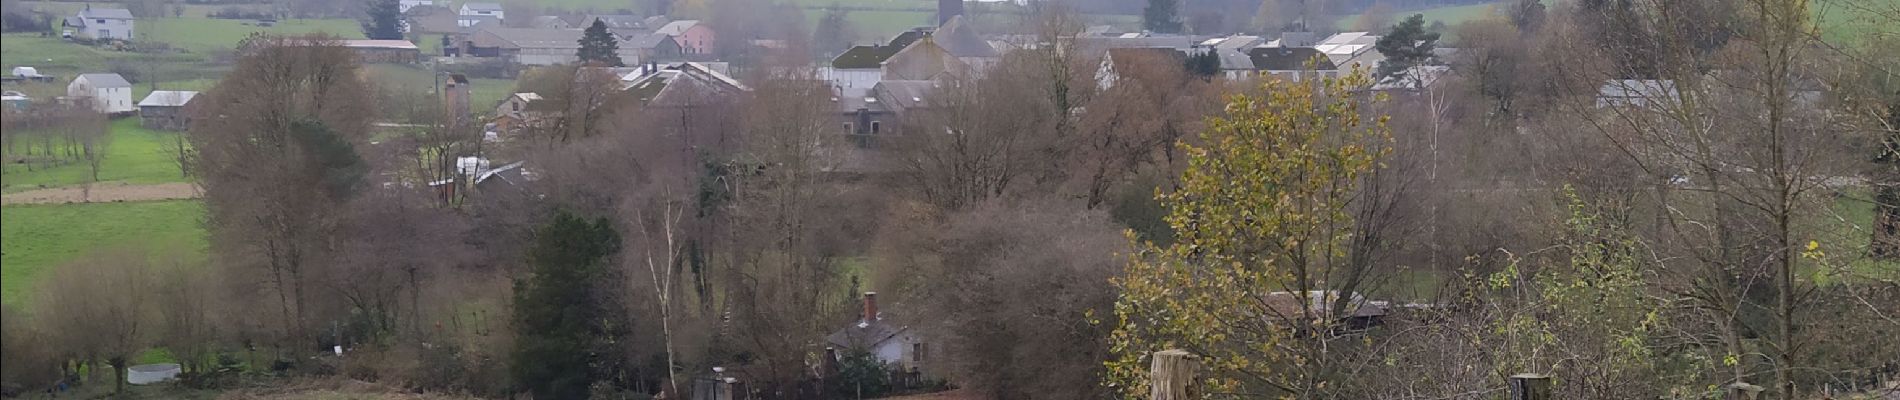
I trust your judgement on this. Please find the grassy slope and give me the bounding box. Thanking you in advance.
[2,118,191,192]
[0,200,207,305]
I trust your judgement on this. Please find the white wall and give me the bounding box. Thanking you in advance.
[80,18,134,40]
[821,68,883,89]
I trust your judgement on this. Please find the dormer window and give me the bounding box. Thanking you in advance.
[96,19,106,23]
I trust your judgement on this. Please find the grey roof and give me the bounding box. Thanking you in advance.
[137,90,198,107]
[528,15,571,29]
[834,87,889,113]
[1598,79,1679,99]
[1247,47,1336,71]
[586,15,646,29]
[655,20,700,36]
[873,80,936,112]
[619,32,673,50]
[825,320,907,349]
[933,16,995,58]
[483,28,582,49]
[76,73,131,88]
[1074,35,1197,53]
[77,8,135,20]
[1215,48,1254,70]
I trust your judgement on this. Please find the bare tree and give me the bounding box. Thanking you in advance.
[190,34,375,351]
[31,247,157,394]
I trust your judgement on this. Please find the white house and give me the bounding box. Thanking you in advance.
[458,2,504,22]
[398,0,434,13]
[67,73,135,113]
[64,8,136,41]
[825,292,929,371]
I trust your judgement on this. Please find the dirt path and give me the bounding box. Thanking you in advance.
[1,182,201,205]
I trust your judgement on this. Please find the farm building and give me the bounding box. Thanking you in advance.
[339,40,423,63]
[67,73,134,114]
[137,91,198,130]
[63,7,135,41]
[462,28,582,66]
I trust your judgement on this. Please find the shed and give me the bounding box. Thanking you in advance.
[137,90,198,130]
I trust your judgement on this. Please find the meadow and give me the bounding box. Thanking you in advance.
[0,200,207,305]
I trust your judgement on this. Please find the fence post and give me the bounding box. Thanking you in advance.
[1150,349,1200,400]
[1508,373,1552,400]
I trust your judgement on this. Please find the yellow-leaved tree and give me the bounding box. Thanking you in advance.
[1105,68,1391,399]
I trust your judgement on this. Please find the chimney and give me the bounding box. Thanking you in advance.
[937,0,963,26]
[862,292,878,323]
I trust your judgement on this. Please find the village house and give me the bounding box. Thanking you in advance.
[1247,46,1339,82]
[63,7,135,41]
[491,92,555,136]
[622,62,749,107]
[462,27,583,66]
[404,5,462,40]
[825,292,930,376]
[655,20,714,56]
[1315,31,1383,71]
[458,2,504,26]
[618,32,683,66]
[66,73,134,114]
[137,90,197,130]
[822,28,928,90]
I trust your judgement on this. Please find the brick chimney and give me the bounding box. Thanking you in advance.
[862,292,878,323]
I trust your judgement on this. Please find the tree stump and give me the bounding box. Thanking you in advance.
[1150,349,1200,400]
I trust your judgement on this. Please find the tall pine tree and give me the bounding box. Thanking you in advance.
[1374,14,1439,80]
[512,211,623,399]
[578,20,623,66]
[361,0,402,40]
[1143,0,1182,33]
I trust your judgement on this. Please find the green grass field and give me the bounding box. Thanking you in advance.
[2,118,191,193]
[142,17,365,53]
[0,200,207,305]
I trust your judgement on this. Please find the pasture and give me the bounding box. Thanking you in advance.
[0,200,207,305]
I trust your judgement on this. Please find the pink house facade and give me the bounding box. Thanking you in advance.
[658,20,715,56]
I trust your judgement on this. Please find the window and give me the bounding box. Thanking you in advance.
[870,121,880,135]
[912,343,926,363]
[843,122,854,134]
[96,18,106,23]
[100,29,109,37]
[512,102,521,112]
